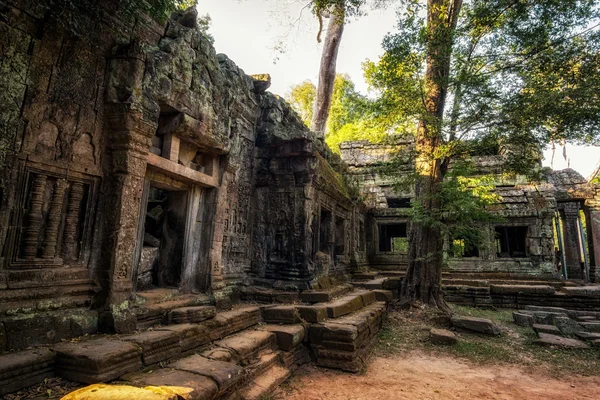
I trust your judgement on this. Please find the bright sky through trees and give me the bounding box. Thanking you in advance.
[197,0,599,178]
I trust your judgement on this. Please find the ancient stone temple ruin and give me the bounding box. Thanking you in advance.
[1,1,599,398]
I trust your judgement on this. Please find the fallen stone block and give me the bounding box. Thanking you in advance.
[429,328,457,345]
[121,330,181,365]
[513,312,534,327]
[552,316,582,336]
[451,315,501,336]
[261,324,305,351]
[534,333,590,349]
[170,354,245,394]
[0,348,56,396]
[296,305,327,322]
[532,324,562,336]
[262,306,301,324]
[54,338,142,383]
[121,369,218,400]
[168,306,216,324]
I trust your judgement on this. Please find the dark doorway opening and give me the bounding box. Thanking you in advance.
[495,226,528,258]
[379,223,408,252]
[137,187,188,290]
[335,216,345,255]
[319,208,332,253]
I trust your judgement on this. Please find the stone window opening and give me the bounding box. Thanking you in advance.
[495,226,528,258]
[451,238,479,258]
[387,197,411,208]
[378,223,408,253]
[335,216,345,255]
[319,208,332,253]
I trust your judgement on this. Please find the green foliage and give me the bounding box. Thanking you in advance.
[40,0,197,38]
[286,74,388,153]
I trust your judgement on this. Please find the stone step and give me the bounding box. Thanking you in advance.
[322,293,366,318]
[240,287,300,303]
[120,368,219,400]
[353,278,402,291]
[54,338,143,384]
[212,330,277,365]
[532,324,562,336]
[262,305,301,324]
[352,272,380,281]
[300,284,354,303]
[240,364,292,400]
[310,302,386,372]
[259,324,306,351]
[135,295,212,328]
[579,321,600,332]
[121,330,181,366]
[168,305,217,324]
[373,289,394,302]
[205,306,261,341]
[157,323,211,352]
[169,354,245,397]
[0,348,55,396]
[575,331,600,340]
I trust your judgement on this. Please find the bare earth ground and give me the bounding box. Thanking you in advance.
[277,306,600,400]
[278,352,600,400]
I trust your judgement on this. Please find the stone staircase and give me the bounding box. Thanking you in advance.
[0,286,391,399]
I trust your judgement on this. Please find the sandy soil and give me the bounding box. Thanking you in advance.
[279,352,600,400]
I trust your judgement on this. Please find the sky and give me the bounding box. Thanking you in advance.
[197,0,599,179]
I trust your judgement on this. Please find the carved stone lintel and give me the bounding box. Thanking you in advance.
[42,179,68,259]
[23,174,47,259]
[62,182,84,261]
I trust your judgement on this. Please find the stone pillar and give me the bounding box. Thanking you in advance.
[100,103,157,333]
[562,202,583,279]
[22,174,47,259]
[42,179,68,259]
[586,204,600,283]
[61,182,84,261]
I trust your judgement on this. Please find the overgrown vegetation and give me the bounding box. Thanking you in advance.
[376,305,600,377]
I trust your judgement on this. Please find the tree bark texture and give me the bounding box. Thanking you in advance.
[401,0,462,309]
[311,5,345,136]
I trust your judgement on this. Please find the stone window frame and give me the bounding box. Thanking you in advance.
[7,160,99,269]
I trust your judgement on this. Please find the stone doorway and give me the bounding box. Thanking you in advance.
[136,186,188,291]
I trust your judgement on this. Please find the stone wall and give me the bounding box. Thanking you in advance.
[0,1,362,350]
[340,140,599,281]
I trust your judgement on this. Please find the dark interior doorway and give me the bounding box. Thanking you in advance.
[137,187,188,290]
[379,223,408,252]
[495,226,528,258]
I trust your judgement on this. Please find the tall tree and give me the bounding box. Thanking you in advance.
[365,0,600,309]
[311,3,346,134]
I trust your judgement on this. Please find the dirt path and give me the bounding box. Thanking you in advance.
[279,352,600,400]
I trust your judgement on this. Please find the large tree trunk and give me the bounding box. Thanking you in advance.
[311,5,345,136]
[400,0,462,310]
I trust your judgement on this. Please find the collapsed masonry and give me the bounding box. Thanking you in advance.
[1,1,600,397]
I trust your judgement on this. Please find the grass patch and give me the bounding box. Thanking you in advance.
[375,304,600,378]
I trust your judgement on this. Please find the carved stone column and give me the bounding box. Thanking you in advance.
[23,174,47,259]
[586,201,600,283]
[42,179,68,259]
[562,202,583,279]
[61,182,84,261]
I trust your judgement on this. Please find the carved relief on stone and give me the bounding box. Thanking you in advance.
[34,121,60,160]
[72,133,96,166]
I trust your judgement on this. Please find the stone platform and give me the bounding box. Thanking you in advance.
[0,286,391,398]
